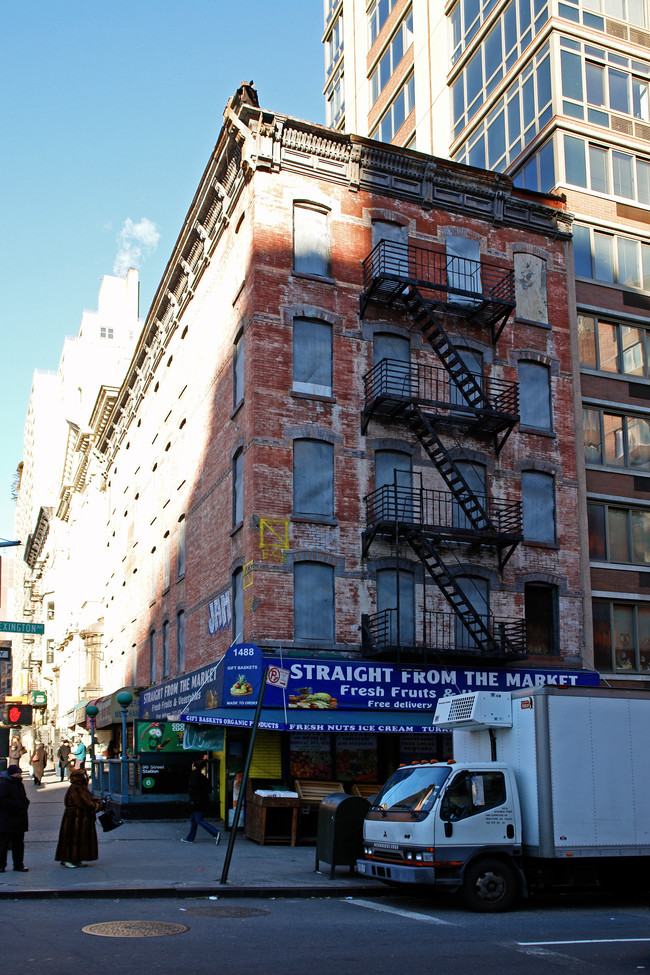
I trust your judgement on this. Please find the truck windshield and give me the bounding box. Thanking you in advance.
[370,765,452,818]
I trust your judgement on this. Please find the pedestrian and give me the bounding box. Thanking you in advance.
[8,737,27,769]
[102,741,116,759]
[57,740,71,781]
[30,741,46,787]
[55,769,102,869]
[180,760,221,845]
[70,737,86,771]
[0,765,30,872]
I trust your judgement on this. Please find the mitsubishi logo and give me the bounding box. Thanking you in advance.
[383,831,387,837]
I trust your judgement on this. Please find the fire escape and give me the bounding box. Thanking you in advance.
[360,239,525,663]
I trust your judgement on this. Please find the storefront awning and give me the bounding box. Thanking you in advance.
[180,708,443,733]
[95,687,141,728]
[65,700,95,729]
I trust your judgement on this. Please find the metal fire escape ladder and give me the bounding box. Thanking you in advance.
[402,529,516,656]
[404,404,491,533]
[403,288,490,412]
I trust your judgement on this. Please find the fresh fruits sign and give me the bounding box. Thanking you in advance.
[223,643,263,707]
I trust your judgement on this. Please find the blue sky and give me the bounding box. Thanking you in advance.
[0,1,326,540]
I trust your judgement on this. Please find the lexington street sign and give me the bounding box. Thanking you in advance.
[0,621,44,635]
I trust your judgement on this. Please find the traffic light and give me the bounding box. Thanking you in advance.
[6,703,32,726]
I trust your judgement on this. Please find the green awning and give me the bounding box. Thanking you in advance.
[180,707,442,733]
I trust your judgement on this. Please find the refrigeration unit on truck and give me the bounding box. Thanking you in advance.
[356,686,650,911]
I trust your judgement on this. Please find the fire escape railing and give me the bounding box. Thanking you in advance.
[361,609,526,662]
[360,240,515,336]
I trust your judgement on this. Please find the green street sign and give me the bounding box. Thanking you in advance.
[31,690,47,708]
[0,621,45,635]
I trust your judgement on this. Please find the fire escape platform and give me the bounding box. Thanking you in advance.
[360,240,515,339]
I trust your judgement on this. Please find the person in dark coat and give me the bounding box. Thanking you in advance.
[180,760,221,844]
[55,769,102,868]
[57,740,71,781]
[0,765,30,872]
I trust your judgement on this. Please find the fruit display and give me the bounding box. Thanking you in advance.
[288,688,338,709]
[230,674,253,696]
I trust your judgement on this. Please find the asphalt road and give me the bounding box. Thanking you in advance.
[7,889,650,974]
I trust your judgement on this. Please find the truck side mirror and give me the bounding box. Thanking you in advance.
[444,821,453,838]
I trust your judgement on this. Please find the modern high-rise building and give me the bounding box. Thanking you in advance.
[324,0,650,683]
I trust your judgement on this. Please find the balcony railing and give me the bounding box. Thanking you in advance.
[365,484,522,541]
[362,609,526,661]
[360,240,515,331]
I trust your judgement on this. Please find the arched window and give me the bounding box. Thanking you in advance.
[454,575,489,651]
[232,449,244,527]
[518,361,552,430]
[293,318,332,396]
[377,567,415,646]
[293,440,334,517]
[294,562,334,642]
[293,203,331,277]
[176,610,185,673]
[522,471,556,543]
[232,568,244,644]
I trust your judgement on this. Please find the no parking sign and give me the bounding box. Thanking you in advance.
[266,665,289,689]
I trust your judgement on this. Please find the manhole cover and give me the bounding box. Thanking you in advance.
[185,906,270,918]
[82,921,189,938]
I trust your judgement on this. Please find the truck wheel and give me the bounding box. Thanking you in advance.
[462,858,517,913]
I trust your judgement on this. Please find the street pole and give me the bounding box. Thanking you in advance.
[86,704,99,791]
[116,691,133,803]
[220,667,268,885]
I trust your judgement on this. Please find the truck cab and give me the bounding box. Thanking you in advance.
[356,760,523,911]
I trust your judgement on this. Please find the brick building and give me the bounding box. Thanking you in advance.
[74,86,599,813]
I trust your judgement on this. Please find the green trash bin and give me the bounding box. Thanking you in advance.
[315,793,370,878]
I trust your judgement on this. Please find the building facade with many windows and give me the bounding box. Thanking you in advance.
[72,87,593,810]
[323,0,650,681]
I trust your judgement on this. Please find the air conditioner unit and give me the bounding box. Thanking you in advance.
[433,691,512,730]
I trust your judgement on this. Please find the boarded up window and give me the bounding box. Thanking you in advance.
[233,332,244,407]
[233,449,244,526]
[232,568,243,644]
[519,361,552,429]
[294,204,331,276]
[514,253,548,324]
[293,440,334,516]
[293,318,332,395]
[377,568,415,645]
[522,471,555,543]
[455,575,489,650]
[294,562,334,641]
[373,332,410,367]
[446,234,481,300]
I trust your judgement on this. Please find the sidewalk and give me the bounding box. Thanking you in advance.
[0,768,388,900]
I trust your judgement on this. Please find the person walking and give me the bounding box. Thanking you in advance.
[8,737,27,769]
[57,740,71,781]
[0,765,30,872]
[70,737,86,771]
[180,760,221,844]
[55,769,102,868]
[30,741,46,787]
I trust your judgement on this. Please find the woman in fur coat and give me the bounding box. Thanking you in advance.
[55,770,102,868]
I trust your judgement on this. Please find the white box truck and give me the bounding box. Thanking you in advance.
[356,686,650,911]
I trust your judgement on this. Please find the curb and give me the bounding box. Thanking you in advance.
[0,882,396,901]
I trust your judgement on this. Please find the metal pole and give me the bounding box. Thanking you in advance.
[121,707,128,799]
[220,667,268,885]
[90,716,96,790]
